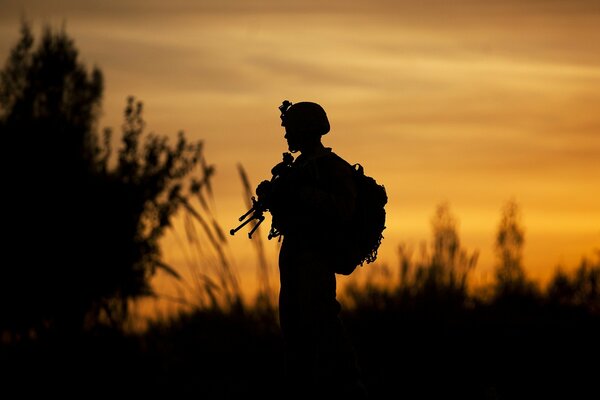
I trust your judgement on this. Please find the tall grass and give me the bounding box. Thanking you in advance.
[136,160,280,331]
[236,163,278,312]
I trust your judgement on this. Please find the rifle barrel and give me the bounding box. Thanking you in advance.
[247,215,265,239]
[230,215,254,235]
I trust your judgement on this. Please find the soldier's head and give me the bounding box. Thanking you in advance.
[279,100,330,153]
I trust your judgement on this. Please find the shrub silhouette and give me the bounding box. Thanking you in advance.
[0,22,206,338]
[344,202,479,313]
[493,199,538,300]
[547,254,600,314]
[340,201,598,400]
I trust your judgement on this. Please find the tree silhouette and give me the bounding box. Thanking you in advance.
[344,202,479,312]
[547,254,600,314]
[410,202,479,305]
[493,199,531,298]
[0,22,207,338]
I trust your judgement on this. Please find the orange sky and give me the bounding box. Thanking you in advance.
[2,1,599,314]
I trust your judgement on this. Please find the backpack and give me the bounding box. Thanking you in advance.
[334,162,388,275]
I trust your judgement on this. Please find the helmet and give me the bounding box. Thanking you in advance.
[279,100,330,136]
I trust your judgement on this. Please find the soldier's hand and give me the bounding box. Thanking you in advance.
[256,180,272,199]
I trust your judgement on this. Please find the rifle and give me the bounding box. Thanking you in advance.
[230,151,294,239]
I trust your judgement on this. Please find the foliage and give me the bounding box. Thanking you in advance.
[344,202,479,311]
[493,199,535,298]
[547,253,600,314]
[0,22,206,337]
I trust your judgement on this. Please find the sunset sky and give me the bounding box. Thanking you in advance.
[2,0,599,310]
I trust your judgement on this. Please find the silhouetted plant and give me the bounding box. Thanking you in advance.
[344,202,478,311]
[492,199,537,300]
[175,175,244,313]
[0,22,207,338]
[547,253,600,314]
[236,163,277,313]
[413,202,479,302]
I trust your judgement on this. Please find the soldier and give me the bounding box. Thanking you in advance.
[257,101,369,398]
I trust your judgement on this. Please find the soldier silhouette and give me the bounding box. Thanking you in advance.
[256,101,369,398]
